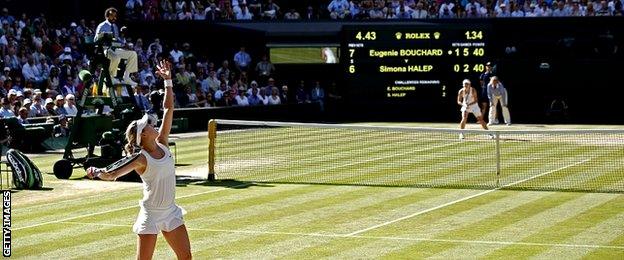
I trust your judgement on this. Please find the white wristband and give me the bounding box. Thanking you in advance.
[164,79,173,88]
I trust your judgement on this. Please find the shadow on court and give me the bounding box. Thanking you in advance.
[175,177,273,189]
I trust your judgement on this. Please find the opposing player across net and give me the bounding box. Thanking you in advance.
[207,120,624,193]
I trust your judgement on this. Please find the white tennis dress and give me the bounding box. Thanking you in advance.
[461,88,482,117]
[133,142,186,234]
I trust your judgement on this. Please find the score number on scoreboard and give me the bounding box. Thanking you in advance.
[343,25,490,103]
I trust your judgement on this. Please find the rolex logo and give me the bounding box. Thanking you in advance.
[395,32,402,40]
[434,32,440,39]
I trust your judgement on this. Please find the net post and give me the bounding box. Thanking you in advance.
[495,132,501,187]
[208,119,217,182]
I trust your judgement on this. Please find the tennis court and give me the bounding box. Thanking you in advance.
[10,122,624,259]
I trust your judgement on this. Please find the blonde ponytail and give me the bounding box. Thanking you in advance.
[125,121,140,154]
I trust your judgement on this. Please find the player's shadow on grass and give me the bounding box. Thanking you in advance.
[175,177,272,189]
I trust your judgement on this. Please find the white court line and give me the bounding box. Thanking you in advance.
[345,158,593,236]
[16,142,455,231]
[13,183,250,231]
[60,221,624,250]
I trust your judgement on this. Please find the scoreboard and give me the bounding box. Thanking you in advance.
[341,24,491,110]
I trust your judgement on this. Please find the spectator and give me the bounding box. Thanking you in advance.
[266,86,281,105]
[201,70,218,94]
[21,98,35,117]
[204,3,222,21]
[193,88,208,107]
[204,91,216,107]
[139,62,154,84]
[305,5,318,19]
[255,54,275,84]
[413,2,428,18]
[284,8,301,19]
[169,43,184,64]
[487,76,511,126]
[182,86,197,107]
[233,46,252,72]
[553,1,571,16]
[30,94,47,117]
[328,0,350,19]
[216,60,231,79]
[54,95,68,115]
[130,85,148,111]
[0,98,15,118]
[58,47,73,62]
[538,2,553,16]
[64,94,78,116]
[17,107,29,125]
[236,4,253,20]
[53,115,70,137]
[21,57,44,85]
[295,80,309,103]
[234,87,249,106]
[175,64,192,89]
[263,0,281,19]
[526,3,540,16]
[596,0,612,15]
[62,76,77,96]
[214,82,228,101]
[511,3,525,16]
[310,81,325,105]
[263,77,277,96]
[0,8,15,25]
[247,87,262,106]
[280,85,289,104]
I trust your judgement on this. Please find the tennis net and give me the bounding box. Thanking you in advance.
[208,120,624,193]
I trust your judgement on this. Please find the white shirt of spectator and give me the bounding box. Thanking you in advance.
[0,107,15,118]
[170,49,184,63]
[511,9,525,17]
[526,8,539,17]
[552,7,570,16]
[22,62,43,81]
[194,8,207,20]
[64,103,78,116]
[412,8,428,19]
[126,0,143,9]
[214,89,227,100]
[267,95,281,105]
[439,3,455,16]
[236,9,253,20]
[235,95,249,106]
[538,6,553,16]
[64,84,77,95]
[328,0,350,14]
[234,51,252,67]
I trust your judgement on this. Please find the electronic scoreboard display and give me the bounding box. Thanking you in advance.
[341,24,492,111]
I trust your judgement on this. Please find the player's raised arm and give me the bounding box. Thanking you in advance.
[155,59,174,146]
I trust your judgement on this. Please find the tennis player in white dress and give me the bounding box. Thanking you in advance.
[88,60,191,260]
[458,79,490,139]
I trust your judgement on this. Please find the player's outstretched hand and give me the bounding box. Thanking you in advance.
[155,60,172,80]
[86,167,103,179]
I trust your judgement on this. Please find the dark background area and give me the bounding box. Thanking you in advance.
[4,0,622,124]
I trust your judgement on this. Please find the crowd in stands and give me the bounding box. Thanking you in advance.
[124,0,624,21]
[0,5,329,141]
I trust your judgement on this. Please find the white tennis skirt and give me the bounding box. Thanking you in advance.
[133,204,186,234]
[461,104,482,117]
